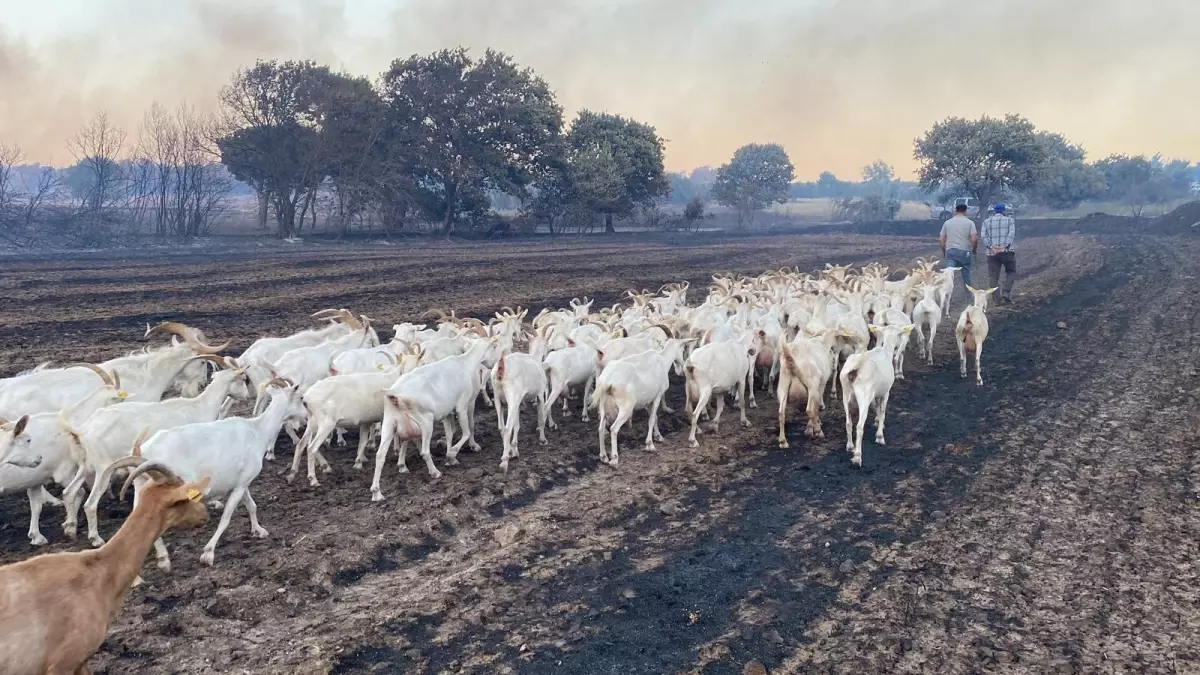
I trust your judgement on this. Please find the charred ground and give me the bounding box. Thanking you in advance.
[0,226,1197,674]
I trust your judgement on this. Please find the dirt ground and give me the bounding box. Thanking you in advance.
[1,229,1197,674]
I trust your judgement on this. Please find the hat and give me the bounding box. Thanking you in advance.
[993,203,1006,213]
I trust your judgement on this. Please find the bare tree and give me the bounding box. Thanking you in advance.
[67,111,127,242]
[0,140,21,231]
[137,103,232,240]
[21,168,61,232]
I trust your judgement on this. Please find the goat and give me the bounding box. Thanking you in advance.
[936,266,961,318]
[684,332,757,447]
[291,354,421,487]
[490,352,549,471]
[776,329,841,447]
[0,321,225,419]
[839,325,912,467]
[240,309,359,411]
[0,416,31,469]
[956,286,997,385]
[370,338,497,500]
[94,378,301,569]
[0,469,209,675]
[591,339,689,466]
[60,363,249,549]
[0,366,127,547]
[910,282,942,365]
[543,343,599,427]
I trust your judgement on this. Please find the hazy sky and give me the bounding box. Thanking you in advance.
[1,0,1197,179]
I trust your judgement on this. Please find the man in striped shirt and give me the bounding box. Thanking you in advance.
[981,203,1016,304]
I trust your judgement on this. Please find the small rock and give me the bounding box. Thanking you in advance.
[743,660,768,675]
[659,500,682,516]
[906,442,922,451]
[839,560,855,573]
[1056,321,1068,330]
[765,629,784,644]
[944,443,956,452]
[621,588,637,599]
[602,551,613,561]
[493,523,524,547]
[465,467,485,480]
[994,650,1014,664]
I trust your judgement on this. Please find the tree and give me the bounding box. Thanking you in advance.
[914,114,1050,216]
[1095,154,1171,217]
[1028,132,1105,210]
[562,110,669,233]
[815,171,847,198]
[67,111,127,241]
[138,103,231,240]
[0,141,20,232]
[216,60,342,237]
[683,196,705,231]
[380,48,563,234]
[861,160,895,187]
[710,143,795,227]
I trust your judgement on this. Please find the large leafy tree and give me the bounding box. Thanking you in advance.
[380,48,563,234]
[563,110,669,233]
[1095,154,1171,217]
[216,60,344,237]
[710,143,795,227]
[1028,132,1105,210]
[914,114,1050,214]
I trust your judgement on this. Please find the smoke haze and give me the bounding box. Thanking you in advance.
[1,0,1196,178]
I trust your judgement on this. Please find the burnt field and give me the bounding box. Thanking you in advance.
[1,229,1198,674]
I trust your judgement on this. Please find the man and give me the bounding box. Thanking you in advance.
[981,203,1016,304]
[938,203,978,300]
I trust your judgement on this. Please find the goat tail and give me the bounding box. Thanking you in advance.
[496,354,507,382]
[684,364,698,403]
[59,410,85,464]
[842,353,866,384]
[131,428,150,456]
[590,383,614,411]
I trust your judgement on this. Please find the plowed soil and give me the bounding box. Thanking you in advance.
[1,230,1197,674]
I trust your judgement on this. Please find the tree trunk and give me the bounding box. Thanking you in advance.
[604,212,615,233]
[442,182,458,236]
[256,188,269,230]
[275,197,296,239]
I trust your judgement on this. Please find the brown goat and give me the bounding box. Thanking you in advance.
[0,469,210,675]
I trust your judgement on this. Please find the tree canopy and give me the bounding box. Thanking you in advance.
[710,143,795,227]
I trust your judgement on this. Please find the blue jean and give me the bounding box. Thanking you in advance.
[945,248,972,296]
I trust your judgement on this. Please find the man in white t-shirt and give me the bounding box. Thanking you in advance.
[938,203,978,300]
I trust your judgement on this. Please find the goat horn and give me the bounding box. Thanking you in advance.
[651,323,675,339]
[265,377,293,389]
[145,321,230,355]
[120,459,185,500]
[66,362,115,387]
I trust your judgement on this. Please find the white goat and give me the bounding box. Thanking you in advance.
[370,338,497,500]
[956,286,997,385]
[291,353,422,487]
[93,378,302,569]
[490,352,549,471]
[543,343,599,427]
[937,266,961,317]
[839,324,912,467]
[0,367,127,547]
[591,339,689,466]
[776,329,840,447]
[910,282,943,365]
[61,365,250,549]
[684,332,757,447]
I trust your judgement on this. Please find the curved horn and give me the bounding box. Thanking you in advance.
[265,377,294,389]
[311,308,345,320]
[422,308,449,320]
[120,459,184,500]
[65,362,115,387]
[381,352,399,365]
[469,325,488,338]
[194,354,230,369]
[651,323,676,339]
[146,321,230,355]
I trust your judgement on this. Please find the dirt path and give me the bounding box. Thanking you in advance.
[1,233,1196,674]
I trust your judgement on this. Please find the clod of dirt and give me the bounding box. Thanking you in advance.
[465,467,485,480]
[1056,321,1068,329]
[493,523,524,547]
[621,588,637,599]
[659,500,683,516]
[944,443,956,453]
[743,660,768,675]
[764,629,784,644]
[994,650,1015,664]
[839,560,855,573]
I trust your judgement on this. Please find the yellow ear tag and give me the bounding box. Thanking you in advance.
[187,488,203,502]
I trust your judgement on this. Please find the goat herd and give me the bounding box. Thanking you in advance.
[0,256,997,674]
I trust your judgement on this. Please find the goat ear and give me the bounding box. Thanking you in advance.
[12,415,28,437]
[987,287,999,294]
[965,285,976,293]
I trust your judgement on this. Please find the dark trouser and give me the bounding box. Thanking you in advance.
[945,248,973,296]
[987,251,1016,297]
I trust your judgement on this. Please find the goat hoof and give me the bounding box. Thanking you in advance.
[322,465,333,474]
[689,439,699,448]
[252,527,269,539]
[157,559,172,573]
[29,534,48,547]
[398,466,409,474]
[308,478,321,487]
[89,536,105,548]
[265,452,275,461]
[778,440,790,449]
[62,526,76,540]
[371,491,385,502]
[132,575,145,588]
[430,471,443,480]
[284,472,296,484]
[876,436,886,445]
[199,551,215,567]
[581,415,590,422]
[851,457,862,467]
